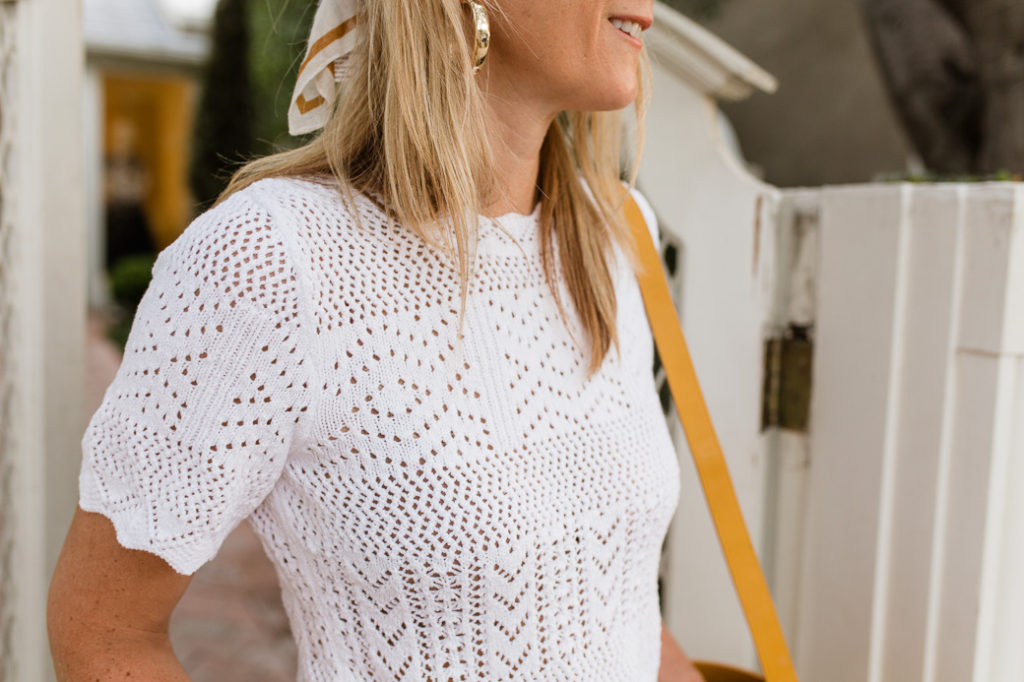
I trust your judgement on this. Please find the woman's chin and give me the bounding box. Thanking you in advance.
[555,72,639,112]
[584,84,640,112]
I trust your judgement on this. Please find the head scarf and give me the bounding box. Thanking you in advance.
[288,0,359,136]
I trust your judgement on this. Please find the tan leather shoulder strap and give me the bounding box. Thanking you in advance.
[625,194,799,682]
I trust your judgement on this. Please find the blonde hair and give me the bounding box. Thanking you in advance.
[218,0,651,378]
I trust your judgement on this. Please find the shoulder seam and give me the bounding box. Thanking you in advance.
[241,183,326,442]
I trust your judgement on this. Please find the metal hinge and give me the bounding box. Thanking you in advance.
[761,325,813,431]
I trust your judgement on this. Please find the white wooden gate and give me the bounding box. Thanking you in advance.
[788,184,1024,682]
[643,7,1024,682]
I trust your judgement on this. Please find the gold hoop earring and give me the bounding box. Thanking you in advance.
[466,1,490,74]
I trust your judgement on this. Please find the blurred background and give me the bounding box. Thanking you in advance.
[1,0,1022,680]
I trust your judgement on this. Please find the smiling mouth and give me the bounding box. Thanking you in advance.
[610,18,643,39]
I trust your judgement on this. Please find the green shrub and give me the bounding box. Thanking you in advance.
[109,253,157,312]
[107,253,157,350]
[877,170,1022,183]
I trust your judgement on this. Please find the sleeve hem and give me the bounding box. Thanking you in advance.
[77,496,222,576]
[78,417,234,576]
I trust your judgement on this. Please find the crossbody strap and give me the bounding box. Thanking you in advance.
[624,195,799,682]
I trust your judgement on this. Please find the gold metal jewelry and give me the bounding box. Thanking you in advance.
[466,1,490,74]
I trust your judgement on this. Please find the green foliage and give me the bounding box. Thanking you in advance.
[876,169,1023,183]
[249,0,317,155]
[109,254,157,312]
[189,0,256,211]
[107,253,157,350]
[188,0,316,213]
[108,316,135,352]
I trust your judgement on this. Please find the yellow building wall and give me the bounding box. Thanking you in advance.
[103,72,198,250]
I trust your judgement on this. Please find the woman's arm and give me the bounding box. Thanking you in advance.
[659,622,706,682]
[47,506,194,681]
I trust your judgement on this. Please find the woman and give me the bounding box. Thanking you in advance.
[48,0,704,679]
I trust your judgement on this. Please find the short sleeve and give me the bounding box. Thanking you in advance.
[79,188,315,575]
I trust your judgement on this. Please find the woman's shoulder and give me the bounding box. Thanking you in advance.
[214,173,351,223]
[202,172,367,221]
[228,173,390,243]
[152,176,343,315]
[240,172,346,202]
[166,173,364,261]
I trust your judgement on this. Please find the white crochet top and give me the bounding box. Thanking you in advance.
[79,176,681,681]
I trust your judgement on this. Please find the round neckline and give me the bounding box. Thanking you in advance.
[484,201,541,222]
[480,202,541,239]
[282,175,543,253]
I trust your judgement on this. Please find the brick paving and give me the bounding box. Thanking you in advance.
[86,312,298,681]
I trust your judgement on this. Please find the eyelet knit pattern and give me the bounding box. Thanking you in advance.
[79,176,681,681]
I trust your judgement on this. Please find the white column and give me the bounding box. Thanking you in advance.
[7,0,87,679]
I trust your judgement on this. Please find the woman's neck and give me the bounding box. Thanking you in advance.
[479,88,555,218]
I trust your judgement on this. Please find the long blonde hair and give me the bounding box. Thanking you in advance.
[218,0,651,378]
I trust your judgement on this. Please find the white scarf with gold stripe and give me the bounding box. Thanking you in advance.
[287,0,359,136]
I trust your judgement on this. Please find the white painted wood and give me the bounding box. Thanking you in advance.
[637,12,1024,674]
[762,191,817,648]
[4,6,44,677]
[918,186,1024,682]
[957,187,1024,356]
[930,351,1003,682]
[972,353,1024,682]
[765,428,810,642]
[943,186,1024,682]
[781,184,1024,682]
[796,186,911,682]
[6,0,87,679]
[878,186,964,682]
[782,198,819,331]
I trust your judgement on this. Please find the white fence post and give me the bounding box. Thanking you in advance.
[0,0,87,679]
